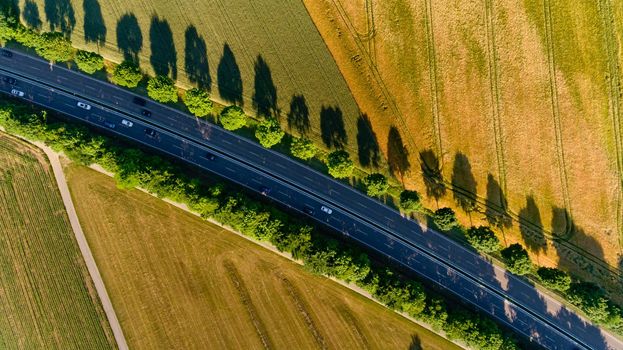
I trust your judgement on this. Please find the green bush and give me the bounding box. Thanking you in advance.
[290,137,316,160]
[219,105,247,131]
[363,173,389,197]
[147,75,177,103]
[112,61,143,88]
[433,207,459,231]
[326,150,354,179]
[465,226,500,253]
[399,190,423,213]
[183,88,213,117]
[255,118,284,148]
[0,12,17,42]
[536,267,571,292]
[74,50,104,74]
[500,243,532,276]
[35,32,73,62]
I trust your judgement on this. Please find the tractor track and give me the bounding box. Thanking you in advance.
[423,0,444,166]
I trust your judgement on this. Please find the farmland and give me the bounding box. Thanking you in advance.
[65,164,459,350]
[0,132,114,349]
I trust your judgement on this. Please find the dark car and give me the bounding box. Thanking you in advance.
[260,186,271,196]
[103,121,116,129]
[205,152,216,160]
[144,128,159,138]
[303,206,314,215]
[1,50,13,58]
[141,109,152,117]
[133,97,147,106]
[2,76,16,85]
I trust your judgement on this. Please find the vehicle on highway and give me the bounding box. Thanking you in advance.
[121,119,133,127]
[133,97,147,106]
[1,50,12,58]
[103,121,116,129]
[10,89,24,97]
[144,128,159,139]
[321,205,333,214]
[303,206,315,215]
[141,109,152,117]
[260,186,271,196]
[2,76,16,85]
[77,101,91,110]
[205,152,216,160]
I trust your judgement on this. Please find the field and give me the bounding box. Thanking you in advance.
[302,0,623,293]
[65,164,460,350]
[0,132,114,349]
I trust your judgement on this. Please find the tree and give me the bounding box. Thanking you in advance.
[183,88,213,117]
[433,207,459,231]
[147,75,177,103]
[112,60,142,88]
[255,118,284,148]
[399,190,423,213]
[536,267,571,292]
[290,137,316,160]
[219,105,247,131]
[0,13,17,42]
[74,50,104,74]
[363,173,389,197]
[501,243,532,275]
[465,226,500,253]
[36,32,73,62]
[326,150,354,178]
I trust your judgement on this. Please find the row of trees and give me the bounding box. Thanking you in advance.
[0,98,520,350]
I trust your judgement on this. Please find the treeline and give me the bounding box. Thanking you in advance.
[0,99,521,349]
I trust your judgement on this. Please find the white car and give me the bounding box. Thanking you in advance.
[121,119,134,127]
[77,101,91,110]
[10,89,24,97]
[321,206,333,214]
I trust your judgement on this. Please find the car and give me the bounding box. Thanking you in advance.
[260,186,271,196]
[303,206,315,215]
[103,121,116,129]
[77,101,91,110]
[121,119,133,127]
[141,109,152,117]
[2,76,16,85]
[10,89,24,97]
[321,206,333,214]
[205,152,216,160]
[1,50,12,58]
[133,97,147,106]
[144,128,158,138]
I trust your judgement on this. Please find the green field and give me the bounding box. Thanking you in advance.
[0,132,114,349]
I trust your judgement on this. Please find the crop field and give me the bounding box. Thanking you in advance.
[303,0,623,292]
[0,133,114,349]
[65,164,459,350]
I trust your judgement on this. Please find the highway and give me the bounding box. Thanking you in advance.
[1,47,620,350]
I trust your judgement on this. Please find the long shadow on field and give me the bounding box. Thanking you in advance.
[22,0,42,30]
[149,16,177,79]
[252,55,278,118]
[419,149,445,201]
[485,174,511,228]
[116,13,142,63]
[287,94,310,134]
[217,44,243,105]
[184,25,211,90]
[356,114,380,168]
[2,0,19,18]
[83,0,106,45]
[518,196,546,253]
[408,335,422,350]
[387,127,410,183]
[44,0,75,36]
[451,153,477,213]
[320,106,347,149]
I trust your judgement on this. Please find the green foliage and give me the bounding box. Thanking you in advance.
[466,226,500,253]
[35,32,73,62]
[290,137,317,160]
[399,190,423,213]
[363,173,389,197]
[0,12,17,42]
[255,118,284,148]
[326,150,354,179]
[183,88,213,117]
[112,61,143,88]
[537,267,571,292]
[500,243,532,276]
[566,282,623,326]
[433,207,459,231]
[219,105,247,131]
[147,75,177,103]
[74,50,104,74]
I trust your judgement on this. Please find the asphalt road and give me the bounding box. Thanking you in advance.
[1,48,620,350]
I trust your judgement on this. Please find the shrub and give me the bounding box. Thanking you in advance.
[363,173,389,197]
[112,60,142,88]
[219,105,247,131]
[74,50,104,74]
[183,88,213,117]
[255,118,284,148]
[326,150,354,179]
[0,12,17,42]
[36,32,73,62]
[501,243,532,275]
[399,190,423,213]
[147,75,177,103]
[537,267,571,292]
[290,137,316,160]
[465,226,500,253]
[433,207,459,231]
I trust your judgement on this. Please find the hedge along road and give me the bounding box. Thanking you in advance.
[0,48,619,350]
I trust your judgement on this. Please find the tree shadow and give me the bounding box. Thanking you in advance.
[44,0,75,36]
[149,16,177,79]
[287,94,310,134]
[2,0,20,18]
[387,126,410,183]
[83,0,106,45]
[484,174,511,228]
[252,55,278,117]
[217,44,243,105]
[451,152,477,212]
[22,0,42,30]
[518,196,547,253]
[116,13,142,63]
[356,114,380,168]
[184,25,211,90]
[320,105,347,149]
[419,149,445,200]
[407,334,422,350]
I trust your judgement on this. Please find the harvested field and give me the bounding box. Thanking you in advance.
[0,132,114,349]
[65,164,460,350]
